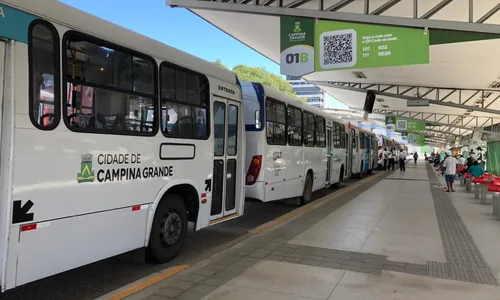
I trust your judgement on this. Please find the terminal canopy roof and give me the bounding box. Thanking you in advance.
[167,0,500,146]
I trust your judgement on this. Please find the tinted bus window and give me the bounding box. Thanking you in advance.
[303,111,316,147]
[63,31,157,135]
[29,20,60,130]
[266,98,286,145]
[287,105,302,146]
[316,116,326,147]
[160,63,209,139]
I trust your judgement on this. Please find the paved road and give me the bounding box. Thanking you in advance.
[0,177,365,300]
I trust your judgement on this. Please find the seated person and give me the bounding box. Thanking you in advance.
[467,161,484,178]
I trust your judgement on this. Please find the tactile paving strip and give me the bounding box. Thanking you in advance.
[426,164,498,285]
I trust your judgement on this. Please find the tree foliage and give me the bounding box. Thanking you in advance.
[214,60,306,102]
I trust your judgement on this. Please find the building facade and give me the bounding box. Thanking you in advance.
[286,76,325,108]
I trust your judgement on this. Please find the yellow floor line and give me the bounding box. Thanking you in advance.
[105,264,189,300]
[249,172,386,234]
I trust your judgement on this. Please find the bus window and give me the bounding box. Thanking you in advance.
[227,104,238,156]
[333,123,341,148]
[340,125,346,148]
[63,32,157,135]
[29,20,60,130]
[214,102,226,156]
[265,98,286,145]
[351,129,356,149]
[287,105,302,146]
[160,63,208,139]
[316,116,326,147]
[304,111,316,147]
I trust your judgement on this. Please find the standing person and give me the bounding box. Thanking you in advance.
[383,148,388,171]
[443,153,458,192]
[466,154,474,171]
[413,152,419,164]
[399,149,407,171]
[388,147,396,171]
[457,155,467,176]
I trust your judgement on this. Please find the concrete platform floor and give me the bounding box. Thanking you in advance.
[116,161,500,300]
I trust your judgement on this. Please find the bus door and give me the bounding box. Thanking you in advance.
[345,131,350,178]
[350,129,356,174]
[326,127,332,184]
[211,97,241,220]
[0,40,9,290]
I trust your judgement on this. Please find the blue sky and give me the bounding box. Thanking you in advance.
[60,0,347,109]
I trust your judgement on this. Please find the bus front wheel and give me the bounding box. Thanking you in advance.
[147,194,188,263]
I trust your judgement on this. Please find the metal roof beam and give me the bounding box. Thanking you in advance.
[325,0,355,11]
[285,0,311,8]
[313,81,500,115]
[166,0,500,34]
[420,0,453,19]
[477,3,500,24]
[371,0,401,15]
[261,0,277,6]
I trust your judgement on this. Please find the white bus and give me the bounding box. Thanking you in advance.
[242,82,347,204]
[347,123,377,177]
[0,0,245,290]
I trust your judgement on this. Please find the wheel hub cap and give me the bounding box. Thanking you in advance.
[161,212,182,245]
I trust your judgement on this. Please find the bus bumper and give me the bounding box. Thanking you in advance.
[245,181,266,202]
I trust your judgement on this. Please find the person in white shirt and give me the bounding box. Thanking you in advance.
[443,153,458,192]
[398,149,407,171]
[388,148,395,170]
[383,148,388,171]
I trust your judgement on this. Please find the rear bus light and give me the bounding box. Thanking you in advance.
[246,155,262,185]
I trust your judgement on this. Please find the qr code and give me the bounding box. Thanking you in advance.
[320,29,357,69]
[397,120,407,130]
[323,34,353,65]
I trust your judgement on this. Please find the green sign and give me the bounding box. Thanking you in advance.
[408,134,425,146]
[385,117,425,132]
[280,17,315,76]
[315,20,429,71]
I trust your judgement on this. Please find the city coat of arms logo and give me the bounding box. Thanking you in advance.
[293,21,301,33]
[77,153,95,183]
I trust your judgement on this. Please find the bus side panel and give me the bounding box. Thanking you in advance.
[331,148,345,183]
[15,206,148,287]
[304,147,327,192]
[263,143,304,202]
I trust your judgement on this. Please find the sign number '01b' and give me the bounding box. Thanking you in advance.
[285,52,309,64]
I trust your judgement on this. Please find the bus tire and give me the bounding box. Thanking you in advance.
[339,166,344,182]
[331,181,339,189]
[301,173,313,205]
[147,194,188,264]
